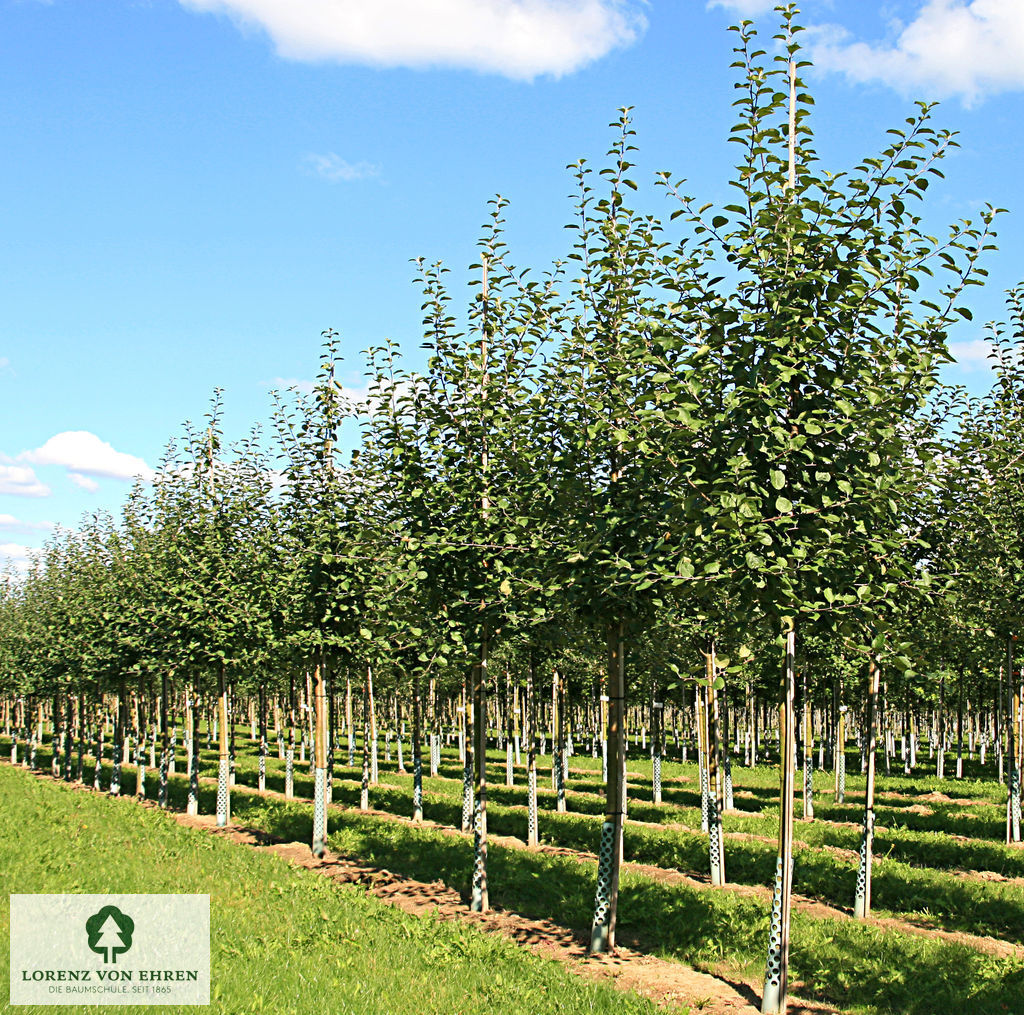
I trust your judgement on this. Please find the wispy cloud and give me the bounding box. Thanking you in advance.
[706,0,778,16]
[304,153,381,183]
[69,472,101,493]
[0,464,50,498]
[948,337,995,370]
[0,513,55,534]
[21,431,154,483]
[271,376,372,405]
[270,376,316,394]
[809,1,1024,105]
[179,0,646,80]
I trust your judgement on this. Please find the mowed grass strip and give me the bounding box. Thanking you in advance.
[0,763,663,1015]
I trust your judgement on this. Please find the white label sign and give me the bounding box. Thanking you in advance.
[10,894,210,1005]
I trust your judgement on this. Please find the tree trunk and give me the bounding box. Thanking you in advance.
[186,687,199,814]
[803,672,814,819]
[1008,637,1021,843]
[471,627,490,913]
[216,667,230,827]
[159,674,169,807]
[412,669,423,822]
[706,638,726,886]
[761,627,796,1015]
[527,647,539,847]
[590,620,626,954]
[258,682,267,793]
[854,652,881,918]
[312,657,329,857]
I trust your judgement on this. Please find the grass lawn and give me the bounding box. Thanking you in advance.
[0,762,663,1015]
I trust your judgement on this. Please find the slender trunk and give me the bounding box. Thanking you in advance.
[216,668,230,827]
[360,673,370,812]
[1008,637,1021,843]
[761,626,796,1015]
[697,685,710,833]
[368,665,378,785]
[111,691,123,796]
[285,674,296,799]
[158,674,169,808]
[187,687,199,814]
[258,682,267,792]
[937,675,946,779]
[854,653,881,918]
[803,672,814,819]
[76,691,85,783]
[590,619,626,953]
[346,675,354,768]
[412,669,423,822]
[527,647,539,847]
[312,657,329,857]
[471,628,490,912]
[652,686,663,806]
[956,677,964,780]
[554,668,566,812]
[706,638,726,886]
[461,673,474,833]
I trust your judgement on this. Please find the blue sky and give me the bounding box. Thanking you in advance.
[3,0,1023,571]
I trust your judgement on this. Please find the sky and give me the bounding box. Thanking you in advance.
[3,0,1024,573]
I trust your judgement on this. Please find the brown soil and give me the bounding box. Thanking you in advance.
[878,790,992,808]
[915,791,993,808]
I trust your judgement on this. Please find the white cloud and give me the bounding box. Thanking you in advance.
[179,0,646,80]
[305,154,380,183]
[0,464,50,498]
[271,376,370,401]
[810,1,1024,104]
[21,431,154,482]
[707,0,778,16]
[271,376,316,394]
[69,472,101,493]
[0,513,55,534]
[948,337,996,370]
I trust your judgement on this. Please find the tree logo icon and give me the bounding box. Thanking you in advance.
[85,906,135,964]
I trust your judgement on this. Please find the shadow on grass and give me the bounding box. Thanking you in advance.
[224,792,1024,1015]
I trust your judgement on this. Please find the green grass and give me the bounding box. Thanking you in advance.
[9,728,1024,1013]
[177,738,1024,945]
[219,790,1024,1015]
[0,763,667,1015]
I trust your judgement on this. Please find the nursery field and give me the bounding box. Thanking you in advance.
[8,10,1024,1015]
[5,728,1024,1015]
